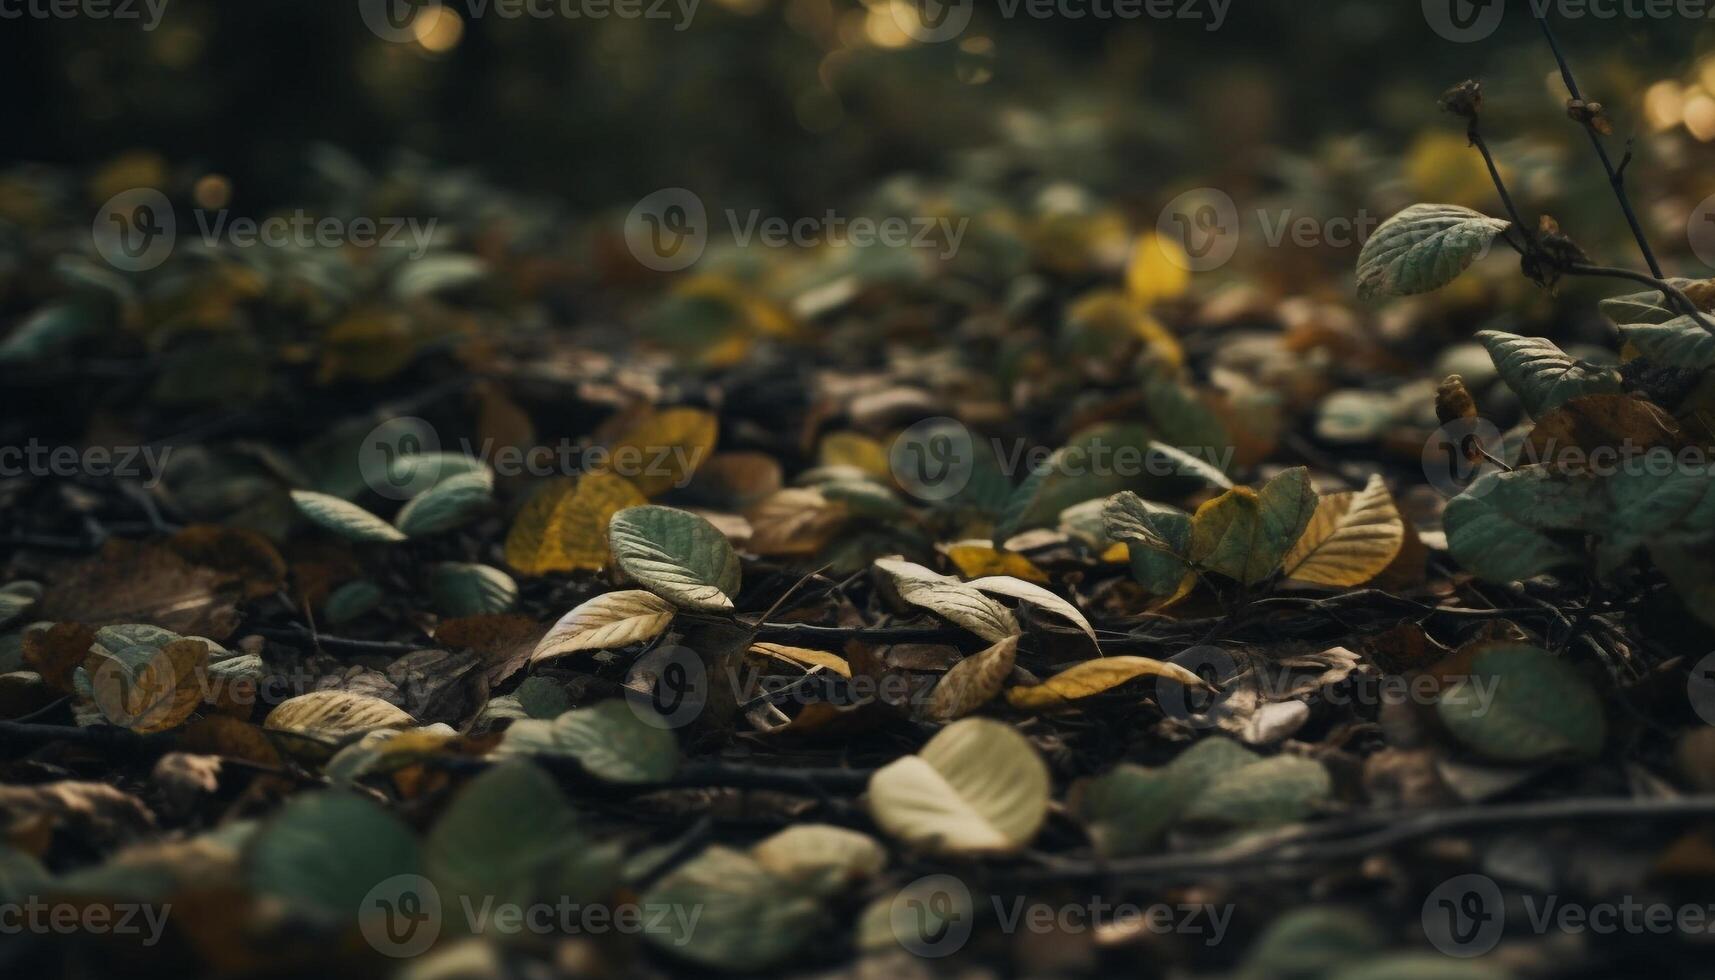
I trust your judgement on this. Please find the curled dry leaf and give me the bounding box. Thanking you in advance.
[748,642,852,678]
[1006,655,1208,711]
[531,590,676,662]
[746,488,848,557]
[924,635,1019,721]
[264,690,415,740]
[964,576,1096,643]
[873,558,1019,642]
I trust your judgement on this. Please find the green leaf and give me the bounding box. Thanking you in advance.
[1071,764,1198,858]
[608,505,742,612]
[1103,491,1194,594]
[426,761,605,912]
[1181,755,1331,826]
[246,792,420,917]
[394,469,495,537]
[1599,279,1699,325]
[508,700,681,784]
[1356,204,1509,299]
[1328,954,1513,980]
[1237,906,1387,980]
[640,845,825,972]
[430,563,518,616]
[290,490,407,543]
[0,581,42,631]
[1476,331,1623,417]
[323,579,383,625]
[1620,315,1715,371]
[1437,642,1605,763]
[1188,467,1317,585]
[1444,468,1588,582]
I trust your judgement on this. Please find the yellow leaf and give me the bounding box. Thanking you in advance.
[748,643,852,678]
[937,541,1049,584]
[1125,233,1191,307]
[818,432,890,480]
[1006,656,1207,711]
[1406,130,1505,209]
[1281,475,1406,587]
[866,718,1049,856]
[604,407,719,498]
[504,473,647,575]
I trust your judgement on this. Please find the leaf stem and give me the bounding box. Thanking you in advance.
[1536,14,1666,278]
[1562,264,1715,335]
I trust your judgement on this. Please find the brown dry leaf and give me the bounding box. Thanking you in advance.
[686,451,784,509]
[0,781,156,851]
[434,613,548,687]
[84,637,210,734]
[924,635,1019,721]
[1006,656,1207,711]
[1525,393,1681,461]
[167,525,288,599]
[748,642,852,678]
[531,589,677,662]
[1280,475,1406,587]
[22,622,95,693]
[264,690,414,739]
[504,473,648,575]
[179,715,285,767]
[746,488,849,556]
[602,405,719,497]
[39,539,241,640]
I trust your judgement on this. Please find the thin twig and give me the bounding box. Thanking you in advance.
[1536,14,1665,278]
[1012,795,1715,883]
